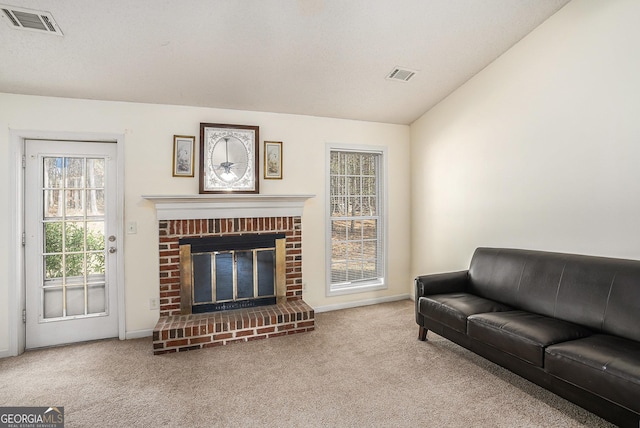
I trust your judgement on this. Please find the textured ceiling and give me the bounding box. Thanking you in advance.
[0,0,571,124]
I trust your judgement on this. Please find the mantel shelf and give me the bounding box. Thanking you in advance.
[142,194,315,220]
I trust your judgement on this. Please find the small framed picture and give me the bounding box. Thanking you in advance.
[173,135,195,177]
[264,141,283,179]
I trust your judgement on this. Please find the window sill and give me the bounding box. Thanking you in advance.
[327,279,386,297]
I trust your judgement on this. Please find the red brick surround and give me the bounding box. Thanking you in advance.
[153,215,313,354]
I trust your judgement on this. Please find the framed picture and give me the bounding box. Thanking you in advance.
[264,141,283,179]
[199,123,260,193]
[173,135,195,177]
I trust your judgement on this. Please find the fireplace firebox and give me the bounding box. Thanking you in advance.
[179,234,286,314]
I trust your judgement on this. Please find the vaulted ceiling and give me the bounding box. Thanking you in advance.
[0,0,570,124]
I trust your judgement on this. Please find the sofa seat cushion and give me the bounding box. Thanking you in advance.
[467,311,592,367]
[545,334,640,414]
[418,293,512,334]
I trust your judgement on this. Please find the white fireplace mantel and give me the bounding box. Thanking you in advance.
[142,194,315,220]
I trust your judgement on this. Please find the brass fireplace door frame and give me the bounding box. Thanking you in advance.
[179,237,286,315]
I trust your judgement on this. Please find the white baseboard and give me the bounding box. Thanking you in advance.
[1,297,412,350]
[125,329,153,339]
[313,294,411,313]
[0,349,15,359]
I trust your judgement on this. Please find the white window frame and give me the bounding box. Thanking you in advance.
[325,143,387,296]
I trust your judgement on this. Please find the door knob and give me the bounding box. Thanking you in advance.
[109,247,117,254]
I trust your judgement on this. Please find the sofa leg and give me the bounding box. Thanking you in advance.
[418,326,428,341]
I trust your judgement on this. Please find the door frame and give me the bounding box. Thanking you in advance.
[9,129,126,356]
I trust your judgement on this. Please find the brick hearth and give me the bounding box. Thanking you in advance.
[152,215,314,354]
[152,300,314,354]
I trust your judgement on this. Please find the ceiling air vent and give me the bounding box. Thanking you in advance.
[386,67,417,83]
[1,4,62,36]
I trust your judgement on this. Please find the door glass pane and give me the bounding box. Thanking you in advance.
[44,222,63,253]
[87,158,105,188]
[43,189,63,218]
[64,158,84,188]
[43,288,63,319]
[43,157,63,188]
[64,222,85,252]
[86,190,104,216]
[39,153,109,322]
[86,222,104,251]
[87,253,105,276]
[44,254,63,280]
[65,189,84,217]
[65,253,85,278]
[87,284,106,314]
[66,286,85,316]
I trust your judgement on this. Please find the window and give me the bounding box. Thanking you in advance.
[327,145,386,295]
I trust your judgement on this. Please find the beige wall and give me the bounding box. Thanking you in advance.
[7,0,639,356]
[0,94,411,355]
[410,0,640,281]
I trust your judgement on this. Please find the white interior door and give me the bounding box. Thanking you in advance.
[25,140,119,349]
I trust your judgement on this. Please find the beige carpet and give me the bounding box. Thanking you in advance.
[0,300,614,427]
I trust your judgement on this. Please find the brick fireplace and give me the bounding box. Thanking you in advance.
[144,194,315,355]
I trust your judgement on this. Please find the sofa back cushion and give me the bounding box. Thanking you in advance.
[598,262,640,342]
[468,248,524,306]
[468,247,640,342]
[515,252,566,317]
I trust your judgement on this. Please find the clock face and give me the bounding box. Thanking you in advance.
[200,124,258,193]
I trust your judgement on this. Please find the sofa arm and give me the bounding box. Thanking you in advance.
[415,270,469,330]
[415,270,469,298]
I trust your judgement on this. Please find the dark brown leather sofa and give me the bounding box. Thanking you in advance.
[415,247,640,427]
